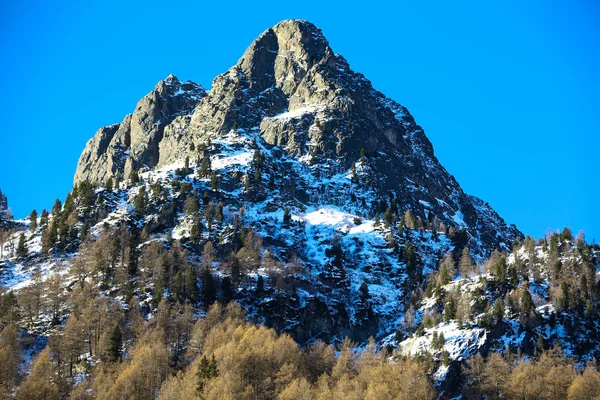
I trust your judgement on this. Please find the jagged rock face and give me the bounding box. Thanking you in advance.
[74,75,206,184]
[74,19,520,255]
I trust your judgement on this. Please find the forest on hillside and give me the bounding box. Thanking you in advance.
[1,209,600,398]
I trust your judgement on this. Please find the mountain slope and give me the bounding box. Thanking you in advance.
[74,20,520,257]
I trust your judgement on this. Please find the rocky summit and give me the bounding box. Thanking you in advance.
[74,19,520,257]
[74,75,206,185]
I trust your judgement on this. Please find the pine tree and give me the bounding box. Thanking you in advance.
[39,209,49,228]
[133,186,148,215]
[80,221,90,240]
[404,243,418,278]
[41,222,57,255]
[521,289,535,315]
[256,275,264,297]
[52,199,62,216]
[383,207,393,227]
[438,253,456,284]
[196,354,218,395]
[106,323,122,362]
[560,227,573,242]
[184,196,199,216]
[360,147,367,164]
[439,264,449,285]
[130,169,139,184]
[183,265,199,302]
[397,221,404,237]
[78,180,94,209]
[29,209,37,232]
[16,234,27,259]
[221,276,233,303]
[200,267,217,308]
[199,156,212,178]
[493,298,504,322]
[190,217,203,240]
[559,282,570,312]
[444,297,456,322]
[374,213,380,227]
[105,177,114,191]
[210,172,219,191]
[215,202,224,223]
[508,265,518,287]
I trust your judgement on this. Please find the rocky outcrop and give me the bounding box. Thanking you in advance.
[74,75,206,184]
[74,19,521,255]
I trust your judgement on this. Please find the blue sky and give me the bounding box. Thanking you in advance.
[1,0,598,241]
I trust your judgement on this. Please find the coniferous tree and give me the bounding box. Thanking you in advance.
[199,155,212,178]
[184,196,199,216]
[41,221,58,255]
[255,275,264,297]
[16,233,27,259]
[133,186,148,215]
[444,297,457,322]
[559,282,571,312]
[78,180,94,209]
[520,289,535,316]
[221,276,233,304]
[210,172,219,191]
[383,207,393,228]
[200,267,217,309]
[493,298,505,323]
[196,354,218,395]
[183,265,200,303]
[438,253,456,284]
[360,147,367,164]
[130,169,139,184]
[39,209,49,228]
[190,217,203,240]
[80,221,90,241]
[494,256,508,285]
[52,199,62,216]
[106,323,122,363]
[29,209,37,232]
[404,243,418,278]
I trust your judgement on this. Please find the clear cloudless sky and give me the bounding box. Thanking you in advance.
[0,0,598,241]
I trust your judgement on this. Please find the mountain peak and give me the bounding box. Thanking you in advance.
[74,20,520,256]
[235,19,333,95]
